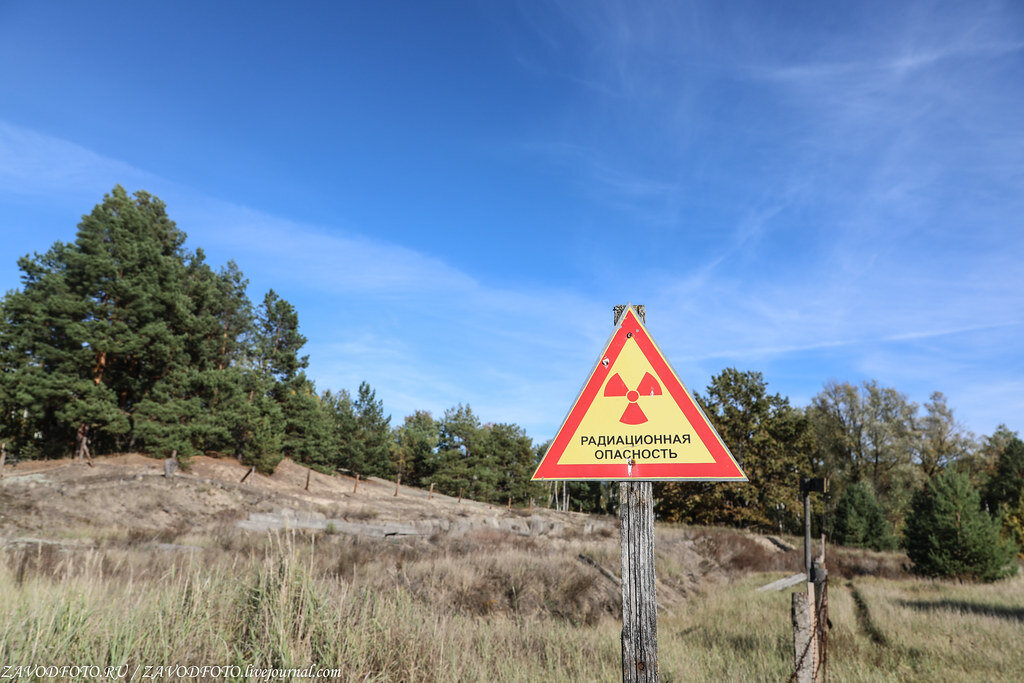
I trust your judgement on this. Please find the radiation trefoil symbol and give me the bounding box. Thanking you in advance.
[603,372,662,424]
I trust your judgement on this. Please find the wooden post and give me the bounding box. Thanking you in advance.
[614,304,658,683]
[795,478,826,682]
[305,469,311,491]
[240,465,255,484]
[163,451,177,478]
[429,482,435,500]
[620,481,658,682]
[791,590,814,683]
[507,496,512,511]
[0,442,6,479]
[458,487,462,503]
[353,474,359,494]
[394,473,401,496]
[530,497,534,513]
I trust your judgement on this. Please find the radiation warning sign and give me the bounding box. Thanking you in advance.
[532,306,747,481]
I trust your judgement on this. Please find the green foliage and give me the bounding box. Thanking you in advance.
[479,422,541,505]
[980,433,1024,557]
[832,481,898,550]
[0,187,322,471]
[351,382,393,477]
[5,186,1020,518]
[982,434,1024,513]
[917,391,974,478]
[432,405,491,499]
[393,410,439,486]
[903,469,1018,582]
[808,380,920,531]
[1001,496,1024,559]
[278,374,332,467]
[656,368,812,531]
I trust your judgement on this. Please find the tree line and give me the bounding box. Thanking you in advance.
[0,187,539,506]
[2,187,1021,579]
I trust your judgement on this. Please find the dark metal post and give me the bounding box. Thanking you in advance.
[804,483,812,581]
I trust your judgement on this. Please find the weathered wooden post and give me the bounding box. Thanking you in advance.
[1,442,7,479]
[352,473,359,494]
[615,306,658,682]
[429,482,435,500]
[793,477,827,682]
[163,451,178,478]
[394,473,401,496]
[531,304,746,683]
[620,480,658,681]
[305,468,311,491]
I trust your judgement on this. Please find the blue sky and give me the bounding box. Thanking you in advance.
[1,0,1022,442]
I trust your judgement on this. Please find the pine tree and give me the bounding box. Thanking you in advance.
[903,469,1017,581]
[982,434,1024,513]
[480,422,537,505]
[0,187,200,458]
[832,481,897,550]
[350,382,392,477]
[322,389,359,472]
[432,404,494,499]
[279,373,333,468]
[656,369,812,531]
[393,410,439,486]
[250,289,307,386]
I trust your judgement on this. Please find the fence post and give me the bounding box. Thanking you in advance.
[163,451,177,478]
[791,590,814,683]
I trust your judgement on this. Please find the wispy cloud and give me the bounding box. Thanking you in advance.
[0,121,156,200]
[0,119,610,436]
[3,0,1023,441]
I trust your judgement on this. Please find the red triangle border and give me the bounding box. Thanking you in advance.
[532,308,747,481]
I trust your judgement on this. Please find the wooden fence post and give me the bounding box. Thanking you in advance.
[429,482,435,500]
[791,590,814,683]
[353,473,359,494]
[163,451,177,478]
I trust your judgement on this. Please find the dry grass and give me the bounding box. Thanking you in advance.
[2,524,1022,681]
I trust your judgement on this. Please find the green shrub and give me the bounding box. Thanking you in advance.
[903,470,1018,582]
[832,481,898,550]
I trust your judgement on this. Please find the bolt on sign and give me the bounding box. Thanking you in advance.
[532,305,746,481]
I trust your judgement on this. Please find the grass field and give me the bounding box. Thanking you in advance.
[2,526,1022,682]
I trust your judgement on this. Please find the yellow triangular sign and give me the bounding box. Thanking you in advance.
[532,306,747,481]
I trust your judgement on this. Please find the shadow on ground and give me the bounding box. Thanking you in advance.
[898,599,1024,623]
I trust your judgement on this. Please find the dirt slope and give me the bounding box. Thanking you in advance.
[0,454,608,544]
